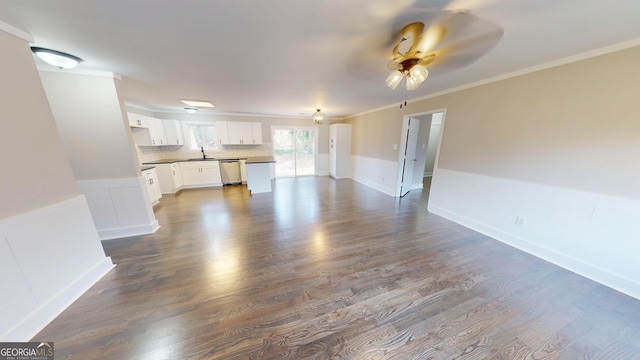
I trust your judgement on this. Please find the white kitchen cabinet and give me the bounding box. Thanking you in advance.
[163,120,184,146]
[251,123,263,144]
[180,161,222,187]
[170,162,183,190]
[218,121,262,145]
[148,117,168,145]
[142,168,162,206]
[154,163,183,194]
[217,121,230,145]
[127,112,148,128]
[329,123,352,179]
[132,116,170,146]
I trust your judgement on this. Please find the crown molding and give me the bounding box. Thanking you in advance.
[0,21,33,42]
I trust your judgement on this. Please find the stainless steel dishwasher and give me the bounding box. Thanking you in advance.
[219,160,242,185]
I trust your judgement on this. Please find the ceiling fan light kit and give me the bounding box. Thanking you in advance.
[385,70,404,90]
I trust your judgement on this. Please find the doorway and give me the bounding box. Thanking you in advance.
[272,127,317,177]
[395,111,444,197]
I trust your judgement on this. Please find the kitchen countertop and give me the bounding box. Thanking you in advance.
[140,166,155,171]
[142,157,248,165]
[245,156,276,164]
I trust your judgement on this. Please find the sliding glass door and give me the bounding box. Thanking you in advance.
[272,127,317,177]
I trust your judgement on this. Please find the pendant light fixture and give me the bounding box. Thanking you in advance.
[31,47,82,69]
[312,109,325,124]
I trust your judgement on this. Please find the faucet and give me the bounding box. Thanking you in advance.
[201,146,207,159]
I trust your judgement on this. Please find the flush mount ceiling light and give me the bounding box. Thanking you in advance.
[312,109,325,124]
[180,100,215,108]
[184,107,198,114]
[31,47,82,69]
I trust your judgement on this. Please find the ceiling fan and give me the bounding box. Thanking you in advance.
[385,9,504,91]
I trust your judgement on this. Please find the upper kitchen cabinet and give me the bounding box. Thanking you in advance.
[130,115,184,147]
[132,117,166,146]
[251,123,263,145]
[127,112,148,128]
[163,120,184,145]
[218,121,262,145]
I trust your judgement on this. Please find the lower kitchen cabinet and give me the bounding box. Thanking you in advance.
[155,163,183,194]
[180,161,222,187]
[142,168,162,206]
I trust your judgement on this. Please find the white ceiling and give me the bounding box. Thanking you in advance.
[2,0,640,119]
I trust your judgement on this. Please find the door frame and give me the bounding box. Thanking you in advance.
[271,125,318,177]
[394,108,447,197]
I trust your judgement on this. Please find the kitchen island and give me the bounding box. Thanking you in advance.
[245,156,276,194]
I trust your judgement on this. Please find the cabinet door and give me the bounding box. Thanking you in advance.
[180,164,202,186]
[148,118,167,145]
[171,163,183,189]
[143,169,162,205]
[201,162,221,184]
[251,123,263,144]
[164,120,184,145]
[227,122,253,144]
[218,121,230,145]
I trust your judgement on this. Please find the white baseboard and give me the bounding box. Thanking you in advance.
[5,258,114,341]
[350,175,396,196]
[98,220,160,240]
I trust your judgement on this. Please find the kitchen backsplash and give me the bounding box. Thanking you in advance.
[135,143,273,164]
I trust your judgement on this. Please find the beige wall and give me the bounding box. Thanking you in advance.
[347,45,640,199]
[349,106,405,161]
[0,30,79,219]
[39,72,140,180]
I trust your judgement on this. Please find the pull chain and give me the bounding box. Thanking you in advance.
[400,77,408,109]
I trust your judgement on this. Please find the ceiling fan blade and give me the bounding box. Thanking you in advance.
[427,22,503,73]
[414,22,446,55]
[391,22,424,63]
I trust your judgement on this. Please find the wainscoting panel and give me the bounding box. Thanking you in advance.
[350,155,398,196]
[428,168,640,299]
[0,195,114,340]
[77,177,159,240]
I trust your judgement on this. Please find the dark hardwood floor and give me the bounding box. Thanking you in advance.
[34,177,640,359]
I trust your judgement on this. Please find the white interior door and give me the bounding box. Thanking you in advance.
[400,118,420,197]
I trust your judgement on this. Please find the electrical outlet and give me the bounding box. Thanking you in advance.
[515,216,526,227]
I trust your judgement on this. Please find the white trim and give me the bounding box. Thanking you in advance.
[36,66,121,80]
[0,21,33,42]
[346,37,640,120]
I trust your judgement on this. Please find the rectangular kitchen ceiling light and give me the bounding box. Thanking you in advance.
[181,100,215,108]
